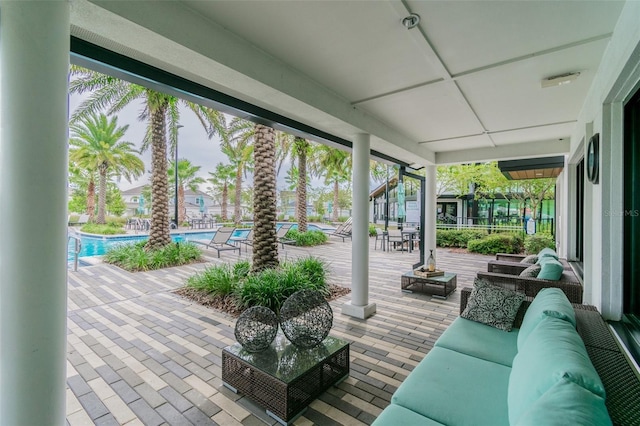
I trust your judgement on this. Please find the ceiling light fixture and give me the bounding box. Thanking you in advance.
[402,13,420,29]
[541,72,581,88]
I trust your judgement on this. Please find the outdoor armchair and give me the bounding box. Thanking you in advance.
[476,269,583,303]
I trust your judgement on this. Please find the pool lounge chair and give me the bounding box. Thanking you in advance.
[231,228,254,252]
[328,217,352,242]
[192,226,241,258]
[277,223,295,248]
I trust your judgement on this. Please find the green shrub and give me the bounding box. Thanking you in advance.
[107,216,128,226]
[81,223,125,235]
[467,233,524,255]
[307,215,323,222]
[104,241,201,271]
[369,224,378,237]
[285,256,328,293]
[285,229,328,246]
[524,233,555,254]
[186,260,250,296]
[436,229,487,248]
[234,256,329,313]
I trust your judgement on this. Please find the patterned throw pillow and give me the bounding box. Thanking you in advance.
[519,264,541,278]
[461,278,525,331]
[520,255,538,264]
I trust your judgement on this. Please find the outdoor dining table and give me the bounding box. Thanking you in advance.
[401,228,419,253]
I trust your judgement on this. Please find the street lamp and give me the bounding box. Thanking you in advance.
[174,125,183,229]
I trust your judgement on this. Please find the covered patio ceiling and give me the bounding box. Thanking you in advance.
[70,0,624,166]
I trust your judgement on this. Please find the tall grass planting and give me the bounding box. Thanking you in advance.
[186,256,330,314]
[104,241,202,271]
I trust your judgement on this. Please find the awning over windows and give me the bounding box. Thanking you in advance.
[498,156,565,180]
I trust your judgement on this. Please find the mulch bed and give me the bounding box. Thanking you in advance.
[174,284,351,318]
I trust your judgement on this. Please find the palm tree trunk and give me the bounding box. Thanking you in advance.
[222,183,228,221]
[295,138,309,233]
[252,124,278,272]
[333,180,339,222]
[234,168,242,224]
[178,185,186,224]
[146,103,172,250]
[97,163,108,224]
[87,178,96,222]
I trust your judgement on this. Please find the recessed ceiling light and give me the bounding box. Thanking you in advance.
[402,13,420,29]
[541,72,581,88]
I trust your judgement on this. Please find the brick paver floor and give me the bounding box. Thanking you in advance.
[65,236,493,425]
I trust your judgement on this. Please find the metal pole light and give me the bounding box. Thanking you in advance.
[175,125,183,229]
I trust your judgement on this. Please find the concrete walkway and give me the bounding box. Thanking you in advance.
[65,238,493,425]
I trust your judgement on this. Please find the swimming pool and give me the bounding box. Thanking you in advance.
[67,223,330,261]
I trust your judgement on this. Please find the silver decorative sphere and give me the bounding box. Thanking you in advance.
[234,306,278,352]
[279,289,333,348]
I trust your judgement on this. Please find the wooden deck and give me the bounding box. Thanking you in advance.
[65,237,493,425]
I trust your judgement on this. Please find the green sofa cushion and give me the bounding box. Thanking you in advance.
[392,346,511,426]
[537,258,564,280]
[371,404,445,425]
[515,378,611,426]
[518,288,576,349]
[508,316,606,424]
[434,317,519,367]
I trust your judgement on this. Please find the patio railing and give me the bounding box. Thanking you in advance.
[437,216,555,235]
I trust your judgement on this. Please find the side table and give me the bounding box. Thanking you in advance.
[222,333,350,425]
[401,270,457,299]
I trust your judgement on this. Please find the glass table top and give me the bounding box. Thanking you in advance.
[403,270,456,282]
[224,332,349,383]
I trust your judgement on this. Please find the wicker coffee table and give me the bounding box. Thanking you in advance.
[401,270,457,299]
[222,332,350,425]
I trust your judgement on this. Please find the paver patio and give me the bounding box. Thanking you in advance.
[65,237,493,425]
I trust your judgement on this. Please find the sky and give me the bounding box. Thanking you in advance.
[69,93,313,193]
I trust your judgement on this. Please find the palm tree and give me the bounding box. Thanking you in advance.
[312,145,351,221]
[207,163,236,221]
[69,66,225,249]
[252,124,278,272]
[168,159,205,224]
[224,118,254,224]
[68,163,97,218]
[293,137,311,232]
[69,113,144,224]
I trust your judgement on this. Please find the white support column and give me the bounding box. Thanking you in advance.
[342,134,376,319]
[424,166,437,265]
[0,2,70,424]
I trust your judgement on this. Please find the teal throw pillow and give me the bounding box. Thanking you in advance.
[537,259,563,280]
[461,278,525,332]
[537,248,558,258]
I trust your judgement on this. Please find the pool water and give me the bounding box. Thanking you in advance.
[68,223,329,261]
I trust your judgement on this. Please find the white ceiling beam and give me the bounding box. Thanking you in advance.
[435,139,571,165]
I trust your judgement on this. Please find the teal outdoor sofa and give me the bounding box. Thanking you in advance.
[372,286,640,426]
